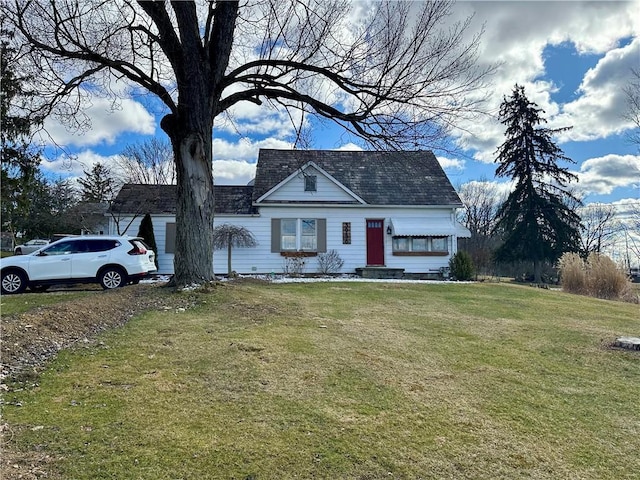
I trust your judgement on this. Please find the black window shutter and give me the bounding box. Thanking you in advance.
[317,219,327,253]
[271,218,281,253]
[165,222,176,254]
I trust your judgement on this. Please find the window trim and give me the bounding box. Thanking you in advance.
[304,175,317,192]
[271,218,326,254]
[280,218,317,252]
[391,235,449,256]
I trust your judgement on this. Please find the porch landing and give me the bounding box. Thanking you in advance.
[355,267,450,280]
[355,267,405,279]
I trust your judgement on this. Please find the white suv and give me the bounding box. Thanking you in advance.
[1,235,157,294]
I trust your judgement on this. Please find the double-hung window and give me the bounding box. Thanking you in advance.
[281,219,298,250]
[300,219,317,250]
[281,218,316,251]
[272,218,326,254]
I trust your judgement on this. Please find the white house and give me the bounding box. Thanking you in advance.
[109,149,471,278]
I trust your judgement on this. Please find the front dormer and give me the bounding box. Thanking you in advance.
[255,162,365,204]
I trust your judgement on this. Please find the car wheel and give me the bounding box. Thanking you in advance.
[1,270,27,294]
[99,267,126,289]
[14,248,22,255]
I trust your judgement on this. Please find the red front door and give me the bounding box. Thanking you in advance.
[366,219,385,266]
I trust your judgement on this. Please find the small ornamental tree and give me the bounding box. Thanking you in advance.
[137,213,159,269]
[212,224,258,276]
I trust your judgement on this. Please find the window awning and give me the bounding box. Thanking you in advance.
[390,218,471,238]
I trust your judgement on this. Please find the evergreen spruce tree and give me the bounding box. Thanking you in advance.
[77,163,118,203]
[1,29,41,172]
[493,85,582,283]
[137,213,159,269]
[1,28,43,239]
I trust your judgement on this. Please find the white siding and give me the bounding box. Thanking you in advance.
[120,206,461,275]
[262,166,358,203]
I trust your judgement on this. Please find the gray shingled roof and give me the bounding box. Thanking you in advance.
[252,150,462,206]
[111,150,462,214]
[110,184,257,215]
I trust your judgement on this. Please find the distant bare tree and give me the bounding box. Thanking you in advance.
[626,203,640,266]
[459,179,503,237]
[578,203,621,257]
[458,179,504,275]
[107,203,142,236]
[116,138,176,185]
[107,185,164,236]
[621,68,639,265]
[213,224,258,276]
[624,68,640,148]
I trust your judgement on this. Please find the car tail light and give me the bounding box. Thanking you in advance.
[128,242,147,255]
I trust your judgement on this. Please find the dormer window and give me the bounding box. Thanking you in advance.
[304,175,317,192]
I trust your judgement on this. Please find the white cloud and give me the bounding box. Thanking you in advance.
[217,101,301,138]
[451,1,640,161]
[40,150,122,177]
[213,160,257,185]
[459,178,514,199]
[41,96,156,147]
[437,156,466,171]
[334,142,363,151]
[213,137,293,162]
[574,154,640,195]
[212,137,293,185]
[612,197,640,219]
[553,38,640,141]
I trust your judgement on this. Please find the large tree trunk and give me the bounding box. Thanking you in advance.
[533,259,542,284]
[162,113,215,287]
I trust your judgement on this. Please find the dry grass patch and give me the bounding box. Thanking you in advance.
[559,252,637,302]
[2,281,639,479]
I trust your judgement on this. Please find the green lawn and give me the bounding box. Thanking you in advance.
[3,281,639,479]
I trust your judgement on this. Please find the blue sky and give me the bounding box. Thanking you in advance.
[39,1,640,211]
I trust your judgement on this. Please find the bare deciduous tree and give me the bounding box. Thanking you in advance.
[578,203,621,257]
[212,224,258,276]
[3,0,492,287]
[458,179,502,237]
[621,68,639,266]
[116,138,176,185]
[457,179,503,275]
[624,68,640,148]
[624,202,640,267]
